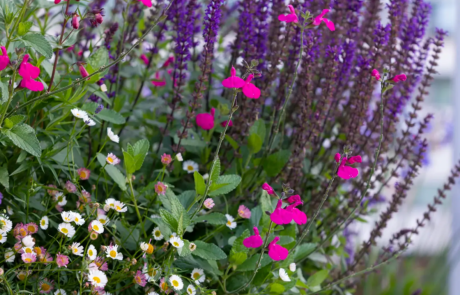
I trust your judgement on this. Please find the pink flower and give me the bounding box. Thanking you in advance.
[262,183,275,195]
[78,63,89,78]
[221,120,233,127]
[134,270,147,287]
[335,153,362,179]
[77,167,91,180]
[285,201,307,224]
[161,153,173,165]
[242,74,261,99]
[155,182,167,195]
[268,237,289,261]
[196,108,215,130]
[371,69,381,81]
[270,200,292,225]
[238,205,251,219]
[39,278,54,294]
[72,14,79,29]
[222,66,245,89]
[204,198,215,209]
[92,256,109,271]
[278,5,298,23]
[162,56,175,68]
[65,181,77,193]
[140,54,149,65]
[285,195,302,204]
[56,253,69,267]
[66,45,75,52]
[0,46,10,71]
[139,0,152,7]
[25,223,38,234]
[392,74,407,83]
[95,13,103,25]
[151,72,166,87]
[78,50,83,57]
[18,54,44,92]
[22,252,37,263]
[243,227,263,248]
[54,0,61,3]
[313,9,335,31]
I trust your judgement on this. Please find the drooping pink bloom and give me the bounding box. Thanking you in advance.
[139,0,152,7]
[278,5,298,23]
[95,13,103,25]
[222,66,245,89]
[0,46,10,71]
[268,237,289,261]
[72,14,79,29]
[270,200,292,225]
[196,108,215,130]
[204,198,215,209]
[262,183,275,195]
[335,153,362,179]
[78,50,83,57]
[21,252,37,263]
[243,227,263,248]
[238,205,251,219]
[221,120,233,127]
[54,0,61,3]
[161,153,173,165]
[134,270,147,287]
[162,56,175,68]
[242,74,261,99]
[392,74,407,83]
[285,201,307,224]
[65,181,77,193]
[313,9,335,31]
[18,54,44,92]
[77,168,91,180]
[285,195,302,204]
[151,72,166,87]
[140,54,149,65]
[66,45,75,52]
[78,63,89,78]
[371,69,381,81]
[155,182,167,195]
[56,253,69,268]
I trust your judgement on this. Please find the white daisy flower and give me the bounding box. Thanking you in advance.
[100,84,108,92]
[73,213,85,225]
[0,231,7,244]
[71,242,84,256]
[90,220,104,234]
[169,232,177,239]
[6,206,13,215]
[189,242,197,252]
[105,198,116,210]
[289,263,296,272]
[85,118,96,126]
[54,289,67,295]
[187,285,196,295]
[40,216,49,230]
[169,274,183,290]
[106,244,123,260]
[71,108,89,119]
[225,214,237,229]
[148,292,159,295]
[0,215,13,233]
[61,211,74,223]
[97,215,110,225]
[55,192,67,206]
[169,236,184,248]
[279,268,290,282]
[22,247,35,255]
[191,268,205,284]
[107,128,119,143]
[106,153,121,165]
[176,153,183,162]
[87,244,97,260]
[4,248,15,262]
[183,160,198,173]
[22,235,35,247]
[203,173,209,180]
[58,223,76,238]
[152,227,163,240]
[88,269,108,288]
[113,201,127,212]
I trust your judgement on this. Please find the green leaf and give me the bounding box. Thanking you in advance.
[231,229,250,254]
[247,133,263,154]
[168,189,190,234]
[123,151,136,175]
[263,150,291,177]
[193,172,206,195]
[160,208,178,232]
[2,123,41,157]
[18,21,33,36]
[21,33,53,59]
[249,120,266,143]
[178,240,192,257]
[62,29,81,47]
[210,158,220,183]
[229,252,247,266]
[237,254,272,271]
[0,80,7,104]
[306,270,329,287]
[87,47,109,83]
[0,164,9,188]
[96,153,127,191]
[269,283,286,294]
[192,240,227,260]
[294,243,317,261]
[133,139,149,170]
[96,108,125,124]
[193,213,227,225]
[225,135,239,150]
[208,174,242,197]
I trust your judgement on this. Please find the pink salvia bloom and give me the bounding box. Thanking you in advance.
[238,205,251,219]
[95,13,103,25]
[278,5,298,23]
[54,0,61,3]
[371,69,381,81]
[221,120,233,127]
[72,14,79,29]
[313,9,335,31]
[262,183,275,195]
[204,198,215,209]
[161,153,173,165]
[18,54,44,92]
[285,201,307,224]
[243,227,263,248]
[334,153,341,163]
[22,252,37,263]
[336,154,362,179]
[222,66,245,89]
[78,64,89,78]
[134,270,147,287]
[285,195,302,204]
[0,46,9,71]
[347,155,362,164]
[392,74,407,83]
[162,56,175,68]
[268,237,289,261]
[270,200,291,225]
[140,54,149,65]
[196,108,215,130]
[139,0,152,7]
[242,74,261,99]
[151,72,166,87]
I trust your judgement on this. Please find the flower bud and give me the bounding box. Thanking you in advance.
[72,14,79,29]
[78,64,89,78]
[95,13,103,24]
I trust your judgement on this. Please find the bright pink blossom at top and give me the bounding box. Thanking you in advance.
[196,108,215,130]
[0,46,9,71]
[18,54,44,92]
[238,205,251,219]
[335,153,362,179]
[139,0,152,7]
[268,237,289,261]
[140,54,149,65]
[285,194,302,204]
[313,9,335,31]
[54,0,62,3]
[392,74,407,83]
[278,5,298,23]
[285,201,307,224]
[221,120,233,127]
[243,227,263,248]
[371,69,381,81]
[262,183,275,195]
[151,72,166,87]
[161,153,172,165]
[222,66,245,89]
[242,74,261,99]
[270,200,292,225]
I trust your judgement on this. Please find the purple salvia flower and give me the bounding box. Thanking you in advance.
[95,104,104,114]
[202,0,224,55]
[254,0,270,70]
[0,192,3,205]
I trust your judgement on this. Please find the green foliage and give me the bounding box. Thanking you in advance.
[2,123,41,157]
[192,240,227,260]
[263,150,291,177]
[21,33,53,59]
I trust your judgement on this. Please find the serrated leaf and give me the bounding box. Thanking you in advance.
[263,150,291,177]
[87,47,109,83]
[306,270,329,287]
[194,172,206,195]
[2,123,41,156]
[123,151,136,174]
[193,213,227,225]
[178,240,192,257]
[231,229,250,254]
[96,153,127,190]
[208,174,242,197]
[210,158,220,183]
[22,33,53,59]
[192,240,227,260]
[0,81,8,104]
[0,164,9,188]
[18,21,33,36]
[96,108,125,124]
[248,133,262,154]
[133,139,149,170]
[160,208,178,232]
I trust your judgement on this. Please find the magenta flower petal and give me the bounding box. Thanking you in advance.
[286,195,302,204]
[278,5,298,23]
[222,67,245,88]
[196,108,215,130]
[291,208,307,224]
[262,183,275,195]
[243,227,263,248]
[371,69,381,81]
[347,155,362,164]
[268,237,289,261]
[337,165,359,179]
[21,78,44,92]
[270,200,292,225]
[323,18,335,31]
[139,0,152,7]
[0,46,9,71]
[220,120,233,127]
[242,75,261,99]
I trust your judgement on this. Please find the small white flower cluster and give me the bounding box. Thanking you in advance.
[0,215,13,243]
[104,198,128,212]
[71,108,96,126]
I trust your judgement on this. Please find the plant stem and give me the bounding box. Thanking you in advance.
[128,177,146,238]
[0,70,17,127]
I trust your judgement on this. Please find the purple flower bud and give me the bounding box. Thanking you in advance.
[95,104,104,114]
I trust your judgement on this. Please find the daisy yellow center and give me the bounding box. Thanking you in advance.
[187,165,194,171]
[190,245,196,250]
[93,276,101,284]
[161,282,169,290]
[61,228,68,234]
[0,233,3,239]
[41,283,50,291]
[0,220,6,226]
[41,220,46,226]
[65,217,71,221]
[173,242,180,247]
[110,250,117,258]
[158,186,164,192]
[227,221,232,226]
[89,250,93,256]
[193,273,200,280]
[116,205,122,211]
[34,247,42,255]
[147,244,154,253]
[58,196,63,202]
[99,219,105,224]
[73,248,78,253]
[25,248,33,254]
[18,274,26,280]
[148,268,157,276]
[80,171,87,178]
[135,276,142,283]
[75,217,79,222]
[93,225,99,231]
[96,261,102,267]
[172,280,179,287]
[27,225,35,232]
[19,229,27,237]
[155,231,161,237]
[25,258,32,262]
[107,157,114,163]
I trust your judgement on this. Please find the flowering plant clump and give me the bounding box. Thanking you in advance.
[0,0,454,294]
